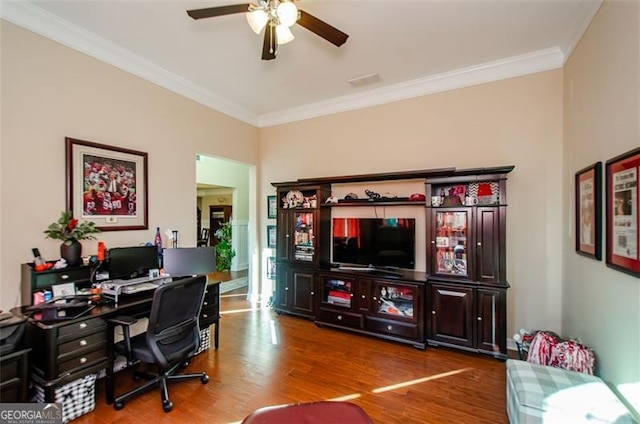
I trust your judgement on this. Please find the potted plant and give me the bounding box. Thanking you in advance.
[214,222,235,272]
[44,211,100,266]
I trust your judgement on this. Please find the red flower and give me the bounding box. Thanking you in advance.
[67,218,78,231]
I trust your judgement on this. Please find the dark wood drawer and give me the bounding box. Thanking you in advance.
[30,267,92,292]
[58,318,106,341]
[366,317,418,340]
[317,309,363,329]
[200,305,219,327]
[58,345,108,374]
[58,331,106,355]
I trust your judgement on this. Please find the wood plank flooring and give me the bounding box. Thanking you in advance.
[73,289,509,423]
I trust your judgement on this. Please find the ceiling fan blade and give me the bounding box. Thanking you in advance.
[187,3,250,20]
[297,10,348,47]
[262,24,276,60]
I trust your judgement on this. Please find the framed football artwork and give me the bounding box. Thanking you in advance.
[575,162,602,260]
[66,137,148,231]
[605,147,640,277]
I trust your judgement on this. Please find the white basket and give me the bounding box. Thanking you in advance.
[33,374,97,423]
[194,327,211,355]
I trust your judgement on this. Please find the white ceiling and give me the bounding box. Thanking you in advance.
[2,0,601,127]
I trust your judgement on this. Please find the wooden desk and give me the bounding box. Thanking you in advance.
[11,280,220,403]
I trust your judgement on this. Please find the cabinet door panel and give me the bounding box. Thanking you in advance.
[430,210,472,279]
[476,208,500,283]
[290,270,315,315]
[476,288,506,355]
[276,210,292,261]
[430,284,474,348]
[274,265,291,310]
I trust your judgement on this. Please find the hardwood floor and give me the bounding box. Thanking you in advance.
[73,289,509,423]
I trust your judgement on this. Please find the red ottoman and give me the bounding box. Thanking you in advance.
[241,401,373,424]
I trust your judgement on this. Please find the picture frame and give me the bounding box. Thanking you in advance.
[266,256,276,279]
[66,137,148,231]
[575,162,602,260]
[268,195,277,219]
[267,225,277,248]
[605,147,640,277]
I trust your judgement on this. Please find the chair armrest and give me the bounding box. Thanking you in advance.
[107,315,139,365]
[108,315,138,327]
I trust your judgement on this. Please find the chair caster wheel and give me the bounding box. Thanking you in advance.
[163,400,173,413]
[114,401,124,410]
[201,373,209,384]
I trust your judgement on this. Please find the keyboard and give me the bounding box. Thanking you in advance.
[121,282,159,295]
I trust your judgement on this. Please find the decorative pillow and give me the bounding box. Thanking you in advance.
[549,340,596,375]
[527,331,559,366]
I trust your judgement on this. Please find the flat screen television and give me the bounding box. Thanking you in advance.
[107,245,159,280]
[332,218,416,269]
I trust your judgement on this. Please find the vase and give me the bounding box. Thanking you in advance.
[61,240,82,266]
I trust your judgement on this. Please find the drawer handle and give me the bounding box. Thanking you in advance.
[61,274,69,280]
[80,340,88,347]
[373,297,377,301]
[285,287,289,291]
[79,322,87,329]
[350,293,354,297]
[203,314,208,318]
[361,294,366,299]
[80,357,87,364]
[310,291,314,295]
[337,315,343,321]
[477,316,482,321]
[204,301,208,306]
[477,242,482,246]
[431,240,435,244]
[386,325,393,331]
[432,310,436,314]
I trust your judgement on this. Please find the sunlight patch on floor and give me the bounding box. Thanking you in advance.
[328,393,362,402]
[371,367,472,394]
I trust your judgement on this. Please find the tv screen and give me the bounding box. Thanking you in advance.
[108,245,159,280]
[162,247,216,278]
[332,218,416,269]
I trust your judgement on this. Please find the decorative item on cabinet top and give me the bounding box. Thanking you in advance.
[282,191,317,209]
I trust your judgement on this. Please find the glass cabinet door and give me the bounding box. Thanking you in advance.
[434,210,470,277]
[293,212,315,262]
[374,282,417,322]
[321,277,354,308]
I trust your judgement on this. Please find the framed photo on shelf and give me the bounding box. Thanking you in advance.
[267,225,277,248]
[66,137,148,231]
[605,147,640,277]
[268,195,277,219]
[575,162,602,260]
[266,256,276,279]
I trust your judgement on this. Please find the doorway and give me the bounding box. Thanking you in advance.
[209,205,232,246]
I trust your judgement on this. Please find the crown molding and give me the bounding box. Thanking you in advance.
[0,1,261,126]
[259,47,565,127]
[3,1,592,129]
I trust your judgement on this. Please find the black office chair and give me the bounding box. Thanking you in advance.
[110,275,209,412]
[197,228,210,247]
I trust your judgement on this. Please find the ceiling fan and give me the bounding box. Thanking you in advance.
[187,1,349,61]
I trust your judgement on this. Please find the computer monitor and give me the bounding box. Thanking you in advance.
[162,247,216,279]
[108,245,159,280]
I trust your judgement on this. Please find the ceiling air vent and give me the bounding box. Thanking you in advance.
[347,73,382,88]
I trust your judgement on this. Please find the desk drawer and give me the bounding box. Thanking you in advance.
[317,309,363,329]
[58,345,107,374]
[58,331,106,355]
[58,318,106,341]
[30,267,92,291]
[366,317,418,340]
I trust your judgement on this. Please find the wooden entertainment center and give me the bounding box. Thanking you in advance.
[272,165,513,359]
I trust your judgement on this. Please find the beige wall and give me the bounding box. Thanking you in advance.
[0,22,259,310]
[563,0,639,395]
[260,70,565,353]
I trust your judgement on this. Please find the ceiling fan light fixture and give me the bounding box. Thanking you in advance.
[276,24,294,45]
[246,9,268,34]
[277,1,298,27]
